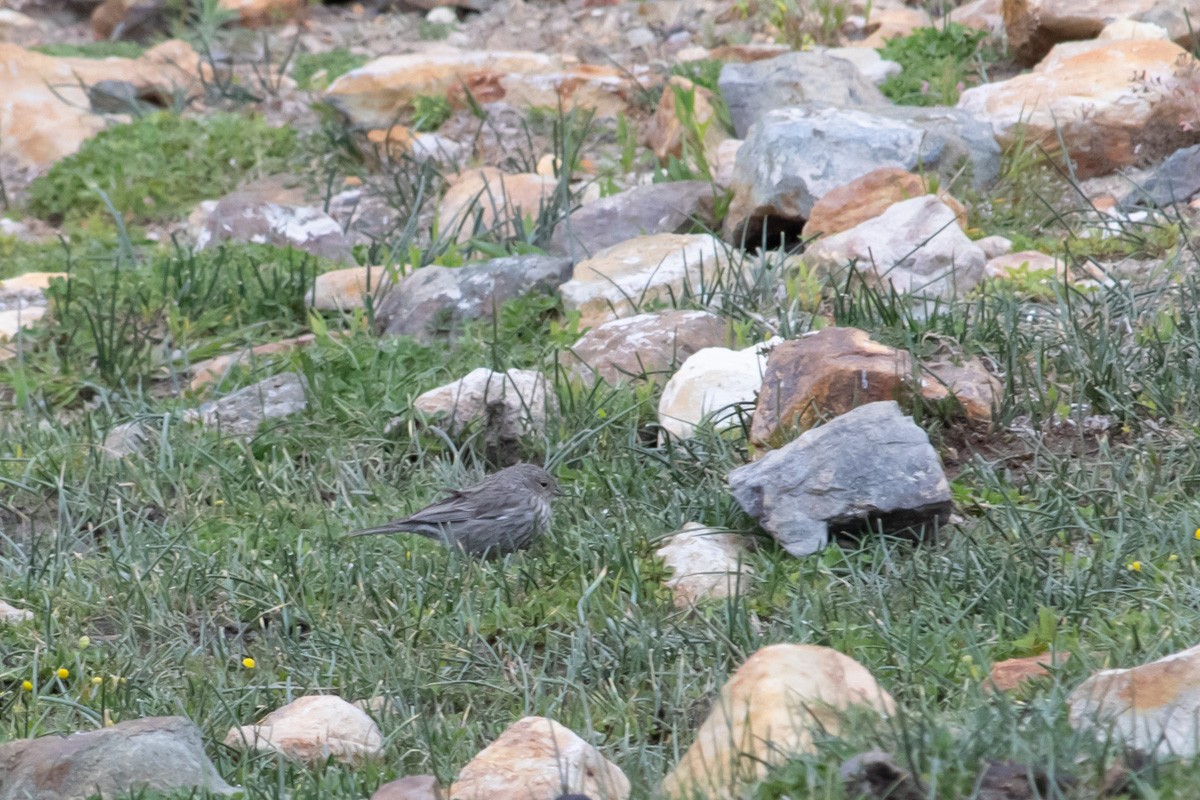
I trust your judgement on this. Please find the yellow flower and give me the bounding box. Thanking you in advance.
[21,680,33,691]
[56,668,70,680]
[1194,527,1200,541]
[1127,561,1142,572]
[242,657,256,670]
[91,676,103,686]
[78,635,90,649]
[1170,554,1180,562]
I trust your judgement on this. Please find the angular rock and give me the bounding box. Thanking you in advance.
[804,196,986,299]
[950,0,1006,35]
[659,644,895,800]
[190,372,308,436]
[1121,144,1200,208]
[374,255,571,340]
[101,420,153,460]
[307,266,397,311]
[1002,0,1200,64]
[852,7,935,48]
[987,652,1070,693]
[449,716,630,800]
[718,50,887,137]
[225,695,383,765]
[548,182,716,262]
[724,105,996,241]
[559,233,733,329]
[976,235,1014,259]
[803,167,968,238]
[0,717,236,800]
[645,77,729,168]
[0,40,204,171]
[974,760,1073,800]
[437,168,560,243]
[195,194,354,263]
[957,40,1200,179]
[1068,643,1200,757]
[728,401,952,557]
[657,339,776,441]
[188,334,320,391]
[324,50,629,130]
[655,522,753,608]
[0,599,33,624]
[565,310,729,386]
[373,775,444,800]
[839,751,925,800]
[413,368,554,446]
[825,47,902,85]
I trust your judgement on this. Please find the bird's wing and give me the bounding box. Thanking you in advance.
[402,488,527,526]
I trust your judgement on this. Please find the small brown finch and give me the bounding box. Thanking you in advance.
[346,463,560,557]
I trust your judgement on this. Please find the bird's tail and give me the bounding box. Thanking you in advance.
[344,521,438,540]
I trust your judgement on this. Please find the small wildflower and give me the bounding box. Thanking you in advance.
[78,635,90,649]
[1170,554,1180,562]
[596,408,607,419]
[1127,561,1142,572]
[91,676,103,686]
[242,657,256,670]
[21,680,33,691]
[56,668,70,680]
[1194,527,1200,541]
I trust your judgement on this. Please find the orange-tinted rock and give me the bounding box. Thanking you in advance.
[1002,0,1200,65]
[948,0,1005,36]
[708,43,793,63]
[750,327,1000,449]
[93,0,304,39]
[957,40,1200,179]
[852,7,934,48]
[646,76,728,166]
[436,168,559,243]
[224,695,382,765]
[188,334,320,391]
[803,167,968,238]
[987,652,1070,693]
[985,250,1067,280]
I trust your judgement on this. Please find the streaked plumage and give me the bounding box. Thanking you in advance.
[346,463,559,557]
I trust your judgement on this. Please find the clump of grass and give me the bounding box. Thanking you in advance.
[32,42,147,60]
[411,94,453,133]
[291,49,369,91]
[26,112,297,227]
[878,24,991,106]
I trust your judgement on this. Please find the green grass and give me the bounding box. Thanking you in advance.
[291,49,369,91]
[879,24,992,107]
[31,42,147,60]
[26,112,297,227]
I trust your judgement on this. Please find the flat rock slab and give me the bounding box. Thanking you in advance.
[374,255,571,341]
[565,310,730,386]
[1121,143,1200,208]
[1003,0,1200,64]
[195,195,354,263]
[728,401,952,557]
[190,372,308,437]
[0,716,235,800]
[224,695,383,765]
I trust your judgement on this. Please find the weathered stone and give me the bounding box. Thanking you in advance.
[195,195,354,263]
[949,0,1005,36]
[559,234,733,330]
[374,255,571,340]
[324,50,629,130]
[101,420,152,460]
[566,310,729,386]
[0,717,236,800]
[0,306,46,342]
[659,644,895,800]
[436,168,559,243]
[839,751,925,800]
[803,196,987,299]
[825,47,902,85]
[190,372,308,436]
[449,716,630,800]
[724,105,996,241]
[1002,0,1200,64]
[852,7,935,48]
[548,182,716,261]
[1121,144,1200,208]
[413,368,555,446]
[645,77,729,169]
[373,775,444,800]
[957,40,1200,179]
[718,51,887,137]
[188,334,320,391]
[0,599,33,624]
[985,250,1066,281]
[1068,643,1200,757]
[0,40,204,171]
[987,652,1070,693]
[307,266,397,311]
[655,522,753,608]
[224,695,383,765]
[803,167,968,238]
[976,235,1014,259]
[728,401,952,557]
[1098,18,1171,40]
[0,9,38,43]
[657,339,776,441]
[406,0,488,10]
[974,761,1074,800]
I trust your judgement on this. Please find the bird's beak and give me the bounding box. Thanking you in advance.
[553,486,567,497]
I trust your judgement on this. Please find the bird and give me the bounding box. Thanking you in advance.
[345,463,561,557]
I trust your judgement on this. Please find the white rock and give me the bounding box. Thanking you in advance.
[413,368,555,442]
[449,716,630,800]
[975,234,1013,259]
[0,306,46,340]
[826,46,902,85]
[0,599,33,624]
[424,7,457,25]
[657,339,778,440]
[1097,19,1170,41]
[655,523,753,607]
[224,695,383,765]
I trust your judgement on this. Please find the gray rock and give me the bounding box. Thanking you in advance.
[839,751,924,800]
[718,52,888,137]
[87,80,151,115]
[0,716,236,800]
[548,182,716,262]
[728,401,952,557]
[195,196,354,263]
[190,372,308,437]
[374,255,572,340]
[1121,144,1200,208]
[723,104,999,241]
[565,310,729,385]
[372,775,443,800]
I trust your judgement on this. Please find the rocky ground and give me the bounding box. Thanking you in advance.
[5,0,1200,798]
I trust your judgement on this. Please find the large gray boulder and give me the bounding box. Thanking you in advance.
[0,716,236,800]
[728,401,952,557]
[374,255,572,341]
[718,52,888,137]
